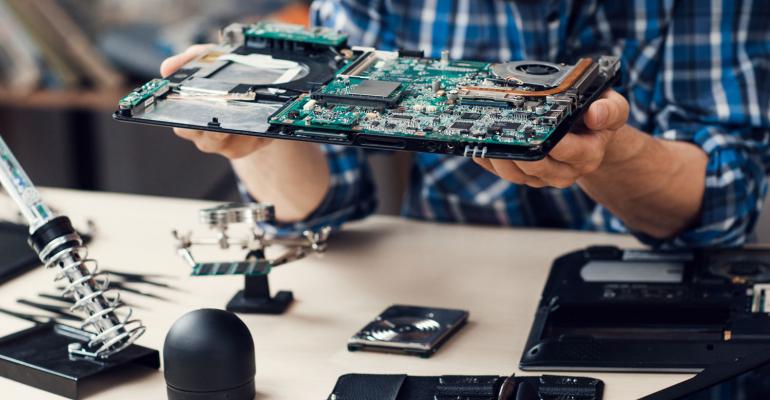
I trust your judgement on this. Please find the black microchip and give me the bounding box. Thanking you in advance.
[460,112,482,120]
[524,126,535,137]
[503,122,520,129]
[488,121,521,135]
[451,121,473,130]
[391,115,413,120]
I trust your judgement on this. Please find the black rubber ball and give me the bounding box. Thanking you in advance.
[164,308,256,400]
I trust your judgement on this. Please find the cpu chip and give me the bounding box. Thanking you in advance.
[451,121,474,130]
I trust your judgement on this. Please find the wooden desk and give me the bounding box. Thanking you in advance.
[0,189,691,399]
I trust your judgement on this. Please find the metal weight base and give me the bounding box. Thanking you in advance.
[0,322,159,399]
[226,274,293,314]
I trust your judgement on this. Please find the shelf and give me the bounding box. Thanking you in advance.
[0,4,310,112]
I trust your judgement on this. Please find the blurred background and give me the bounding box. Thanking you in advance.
[0,0,313,203]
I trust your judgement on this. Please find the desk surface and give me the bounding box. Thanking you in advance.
[0,189,691,399]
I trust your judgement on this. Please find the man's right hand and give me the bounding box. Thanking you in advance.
[160,44,273,160]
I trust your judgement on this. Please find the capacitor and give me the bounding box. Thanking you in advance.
[440,50,450,67]
[432,80,441,93]
[535,106,546,115]
[511,96,524,108]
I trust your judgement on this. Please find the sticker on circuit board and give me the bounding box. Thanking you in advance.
[347,304,468,358]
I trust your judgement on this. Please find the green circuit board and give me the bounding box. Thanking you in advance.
[244,21,348,47]
[118,78,170,111]
[268,54,569,147]
[114,22,619,160]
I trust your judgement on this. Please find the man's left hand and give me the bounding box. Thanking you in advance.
[473,89,631,188]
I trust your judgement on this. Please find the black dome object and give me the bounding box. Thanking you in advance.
[163,308,256,400]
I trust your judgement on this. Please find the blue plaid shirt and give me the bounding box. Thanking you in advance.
[250,0,770,248]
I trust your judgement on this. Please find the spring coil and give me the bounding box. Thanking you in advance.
[42,242,146,358]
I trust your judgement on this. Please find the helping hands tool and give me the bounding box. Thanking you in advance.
[172,203,331,313]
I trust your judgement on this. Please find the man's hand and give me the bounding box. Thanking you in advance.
[160,44,272,160]
[473,89,708,239]
[473,89,633,188]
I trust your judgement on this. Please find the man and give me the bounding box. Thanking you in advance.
[161,0,770,248]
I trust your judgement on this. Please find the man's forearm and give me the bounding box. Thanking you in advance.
[578,125,708,239]
[231,140,330,222]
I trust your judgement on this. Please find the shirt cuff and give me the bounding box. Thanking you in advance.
[597,127,769,249]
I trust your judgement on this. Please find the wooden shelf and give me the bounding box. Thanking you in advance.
[0,4,311,112]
